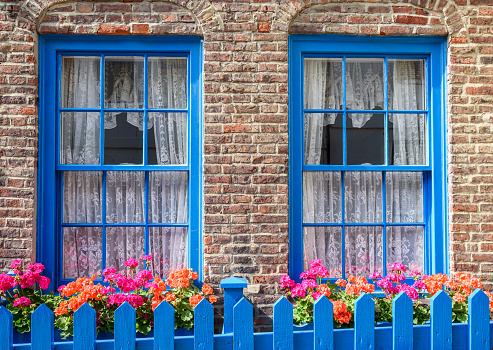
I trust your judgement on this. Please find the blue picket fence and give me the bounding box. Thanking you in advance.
[1,289,493,350]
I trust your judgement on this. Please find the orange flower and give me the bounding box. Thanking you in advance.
[202,283,213,296]
[335,279,347,288]
[165,293,176,302]
[347,276,357,283]
[209,295,217,303]
[453,293,466,303]
[190,294,204,307]
[345,283,361,296]
[55,301,69,316]
[316,284,331,298]
[332,300,351,325]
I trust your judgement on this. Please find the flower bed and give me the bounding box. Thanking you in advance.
[281,259,493,327]
[0,257,216,339]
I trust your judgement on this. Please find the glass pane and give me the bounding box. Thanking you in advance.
[304,113,342,165]
[347,113,384,165]
[104,56,144,109]
[386,172,423,223]
[148,58,188,109]
[63,171,102,223]
[345,171,382,223]
[386,226,424,275]
[148,112,188,165]
[303,226,342,278]
[61,56,100,108]
[106,171,145,223]
[345,226,383,276]
[304,58,343,110]
[63,227,102,279]
[346,58,384,110]
[149,172,188,223]
[104,112,143,164]
[389,114,426,165]
[60,112,100,164]
[149,227,187,278]
[388,59,426,110]
[106,227,145,274]
[303,171,342,223]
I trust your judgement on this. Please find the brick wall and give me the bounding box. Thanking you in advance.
[1,0,493,329]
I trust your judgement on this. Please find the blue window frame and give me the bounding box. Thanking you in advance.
[289,35,447,281]
[38,36,203,289]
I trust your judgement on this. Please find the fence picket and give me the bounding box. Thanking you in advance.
[31,304,54,350]
[194,299,213,350]
[468,289,490,350]
[115,302,136,350]
[430,290,452,350]
[74,303,96,350]
[0,306,12,350]
[233,297,253,350]
[392,292,412,350]
[154,301,175,350]
[313,296,333,350]
[354,293,374,350]
[273,297,293,350]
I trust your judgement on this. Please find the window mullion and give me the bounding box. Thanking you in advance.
[102,170,107,271]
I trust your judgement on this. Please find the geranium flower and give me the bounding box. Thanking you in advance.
[0,274,16,291]
[189,294,204,307]
[124,258,139,269]
[280,275,295,289]
[13,297,31,307]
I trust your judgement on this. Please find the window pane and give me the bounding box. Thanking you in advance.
[63,227,102,279]
[148,58,187,109]
[104,112,143,164]
[389,114,426,165]
[345,172,382,223]
[346,58,384,111]
[386,172,423,223]
[303,171,342,223]
[63,171,102,223]
[149,172,188,223]
[303,226,342,278]
[386,226,424,275]
[60,112,100,164]
[304,58,343,110]
[149,227,187,278]
[345,226,383,276]
[148,112,187,165]
[304,113,342,165]
[61,56,100,108]
[106,171,145,223]
[104,56,144,109]
[388,59,426,110]
[347,113,385,165]
[106,227,145,273]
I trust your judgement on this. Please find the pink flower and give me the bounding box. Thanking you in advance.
[19,271,37,289]
[103,267,117,276]
[13,297,31,308]
[124,258,139,269]
[38,276,50,290]
[141,255,153,262]
[280,275,295,289]
[312,292,322,300]
[299,270,316,280]
[107,294,127,306]
[291,283,306,298]
[310,265,329,278]
[126,294,144,308]
[0,274,15,291]
[413,280,426,290]
[57,285,66,292]
[309,259,322,268]
[398,284,419,300]
[376,277,392,290]
[388,263,407,273]
[101,286,116,295]
[369,272,382,280]
[389,273,405,283]
[136,270,153,283]
[301,279,317,290]
[410,270,422,279]
[10,260,22,272]
[116,276,137,293]
[27,263,45,274]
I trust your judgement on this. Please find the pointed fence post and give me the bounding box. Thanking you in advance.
[0,306,13,350]
[74,303,96,350]
[154,301,175,350]
[115,302,136,350]
[392,292,413,350]
[32,304,54,350]
[273,297,293,350]
[430,290,452,350]
[221,277,247,334]
[233,298,253,350]
[313,296,333,350]
[194,299,213,350]
[354,293,374,350]
[468,289,490,350]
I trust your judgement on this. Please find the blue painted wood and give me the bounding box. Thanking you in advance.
[392,292,412,350]
[313,296,333,350]
[233,298,253,350]
[354,294,374,350]
[221,277,247,334]
[194,299,213,350]
[0,306,12,350]
[154,301,174,350]
[31,304,54,350]
[74,303,96,350]
[468,289,490,350]
[430,290,452,350]
[114,302,136,350]
[273,297,293,350]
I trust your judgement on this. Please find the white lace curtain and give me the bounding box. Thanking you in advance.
[303,59,425,276]
[61,57,188,278]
